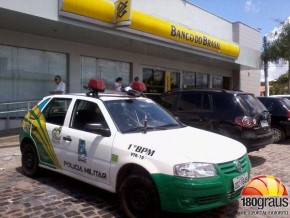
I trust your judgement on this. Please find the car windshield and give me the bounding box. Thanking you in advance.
[236,94,267,114]
[104,98,181,133]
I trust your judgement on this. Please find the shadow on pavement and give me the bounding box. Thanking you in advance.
[15,167,123,217]
[15,166,240,218]
[248,155,266,168]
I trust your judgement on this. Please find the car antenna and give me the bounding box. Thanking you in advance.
[143,114,147,134]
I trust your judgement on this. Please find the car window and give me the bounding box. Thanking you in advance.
[178,93,202,111]
[280,98,290,109]
[236,94,266,114]
[71,100,108,131]
[258,98,273,110]
[212,94,231,112]
[161,94,176,109]
[105,98,180,133]
[203,94,210,110]
[42,98,72,125]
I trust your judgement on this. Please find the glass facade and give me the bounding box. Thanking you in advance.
[212,75,230,89]
[182,71,196,88]
[182,71,209,88]
[0,45,67,103]
[212,75,223,88]
[81,57,130,92]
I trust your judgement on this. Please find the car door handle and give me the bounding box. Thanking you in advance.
[63,136,72,142]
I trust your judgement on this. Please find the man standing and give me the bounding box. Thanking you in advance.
[49,75,66,94]
[113,77,123,92]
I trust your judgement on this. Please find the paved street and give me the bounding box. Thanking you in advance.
[0,140,289,218]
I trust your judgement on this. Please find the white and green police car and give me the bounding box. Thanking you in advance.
[20,80,251,217]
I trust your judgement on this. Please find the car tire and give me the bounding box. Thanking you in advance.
[21,143,39,177]
[118,174,161,218]
[271,126,285,143]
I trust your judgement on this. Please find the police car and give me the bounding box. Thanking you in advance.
[20,79,251,217]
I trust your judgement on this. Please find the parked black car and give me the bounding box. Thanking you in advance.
[258,96,290,143]
[160,89,274,151]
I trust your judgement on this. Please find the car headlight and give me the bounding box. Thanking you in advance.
[174,162,217,178]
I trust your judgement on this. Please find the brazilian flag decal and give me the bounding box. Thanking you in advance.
[22,105,62,169]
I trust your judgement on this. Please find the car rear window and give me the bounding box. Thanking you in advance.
[236,94,266,114]
[280,98,290,109]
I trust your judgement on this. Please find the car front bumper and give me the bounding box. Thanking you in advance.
[151,155,251,213]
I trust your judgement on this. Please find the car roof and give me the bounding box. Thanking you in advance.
[45,90,147,101]
[270,95,290,98]
[163,88,251,95]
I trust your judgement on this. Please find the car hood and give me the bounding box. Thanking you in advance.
[114,126,247,165]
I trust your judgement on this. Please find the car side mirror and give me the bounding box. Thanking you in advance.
[84,123,111,137]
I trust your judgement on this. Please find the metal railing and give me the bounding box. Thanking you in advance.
[0,100,39,131]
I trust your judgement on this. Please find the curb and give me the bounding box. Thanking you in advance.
[0,143,19,149]
[0,135,19,149]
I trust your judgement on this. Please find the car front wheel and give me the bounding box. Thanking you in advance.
[118,174,161,218]
[21,143,39,177]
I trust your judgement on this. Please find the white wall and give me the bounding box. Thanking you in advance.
[233,22,261,68]
[239,70,260,96]
[0,0,59,20]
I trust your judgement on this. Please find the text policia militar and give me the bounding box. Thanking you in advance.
[170,25,221,50]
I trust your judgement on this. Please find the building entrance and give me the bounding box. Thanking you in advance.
[142,68,180,102]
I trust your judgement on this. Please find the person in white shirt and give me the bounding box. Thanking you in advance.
[49,75,66,94]
[113,77,123,92]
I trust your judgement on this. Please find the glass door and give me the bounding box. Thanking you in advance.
[142,68,180,102]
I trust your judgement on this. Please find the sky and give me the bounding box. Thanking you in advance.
[188,0,290,81]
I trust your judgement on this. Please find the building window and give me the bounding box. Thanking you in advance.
[0,45,67,103]
[182,72,208,88]
[212,75,230,89]
[182,71,196,88]
[196,72,208,87]
[81,57,130,92]
[212,75,223,88]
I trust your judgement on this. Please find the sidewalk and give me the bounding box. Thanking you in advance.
[0,128,20,148]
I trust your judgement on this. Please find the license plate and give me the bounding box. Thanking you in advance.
[260,120,269,127]
[233,172,249,191]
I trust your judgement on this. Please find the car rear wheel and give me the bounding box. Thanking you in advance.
[22,143,39,177]
[271,126,285,143]
[118,174,161,218]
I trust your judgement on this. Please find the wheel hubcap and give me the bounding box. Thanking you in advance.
[130,188,148,210]
[26,152,34,168]
[272,128,281,142]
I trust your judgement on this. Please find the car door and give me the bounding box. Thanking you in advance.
[24,97,72,169]
[59,99,114,185]
[40,97,73,169]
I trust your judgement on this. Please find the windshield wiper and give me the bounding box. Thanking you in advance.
[158,124,180,128]
[122,126,167,133]
[144,114,147,134]
[122,126,145,133]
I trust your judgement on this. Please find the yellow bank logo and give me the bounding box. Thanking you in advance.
[115,0,132,26]
[242,175,288,196]
[116,0,128,19]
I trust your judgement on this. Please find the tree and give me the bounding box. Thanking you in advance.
[269,73,288,95]
[268,19,290,91]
